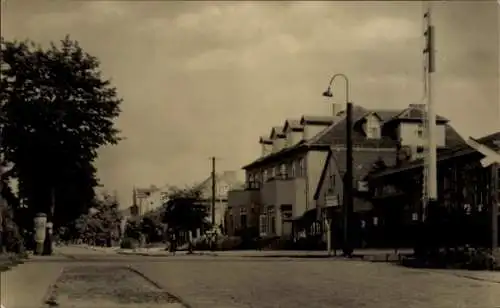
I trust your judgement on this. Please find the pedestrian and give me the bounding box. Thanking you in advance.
[169,229,176,256]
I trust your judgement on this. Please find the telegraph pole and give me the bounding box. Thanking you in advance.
[493,162,499,252]
[423,3,437,221]
[210,156,216,226]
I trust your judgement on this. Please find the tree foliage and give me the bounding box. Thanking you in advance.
[72,192,122,243]
[162,187,210,233]
[0,35,122,227]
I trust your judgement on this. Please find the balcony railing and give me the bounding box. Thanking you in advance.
[265,173,290,182]
[246,181,261,190]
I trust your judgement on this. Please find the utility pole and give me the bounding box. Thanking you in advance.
[344,102,354,257]
[211,156,216,226]
[493,163,499,252]
[423,3,437,221]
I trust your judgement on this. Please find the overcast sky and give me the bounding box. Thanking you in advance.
[2,1,499,205]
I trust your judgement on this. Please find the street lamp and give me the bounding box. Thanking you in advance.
[323,73,354,257]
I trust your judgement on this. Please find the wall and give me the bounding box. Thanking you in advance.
[140,189,167,215]
[286,130,303,146]
[273,137,286,152]
[305,150,329,213]
[317,148,397,212]
[261,143,273,156]
[398,122,446,148]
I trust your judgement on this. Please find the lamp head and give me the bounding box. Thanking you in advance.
[322,87,333,98]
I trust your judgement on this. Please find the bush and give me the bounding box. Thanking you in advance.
[218,236,242,251]
[402,246,498,270]
[120,237,139,249]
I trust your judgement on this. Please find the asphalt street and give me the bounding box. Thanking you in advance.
[2,246,500,308]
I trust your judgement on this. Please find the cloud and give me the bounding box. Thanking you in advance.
[2,1,498,204]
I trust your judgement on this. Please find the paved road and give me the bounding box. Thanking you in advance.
[2,246,500,308]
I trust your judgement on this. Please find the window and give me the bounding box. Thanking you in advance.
[497,167,500,188]
[416,146,424,154]
[259,214,267,235]
[254,173,261,185]
[263,170,268,182]
[267,206,275,234]
[280,163,287,179]
[270,216,276,234]
[417,125,424,137]
[298,158,305,177]
[240,214,247,228]
[328,174,335,192]
[291,163,296,178]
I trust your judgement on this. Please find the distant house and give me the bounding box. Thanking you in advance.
[230,103,465,241]
[133,185,170,216]
[195,170,244,231]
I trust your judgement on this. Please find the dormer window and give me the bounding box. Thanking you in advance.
[363,113,381,139]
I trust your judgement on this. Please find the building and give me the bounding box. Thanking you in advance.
[133,185,170,216]
[229,103,464,240]
[195,170,244,231]
[362,132,500,249]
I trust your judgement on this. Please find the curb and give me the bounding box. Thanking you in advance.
[126,266,193,308]
[117,251,218,257]
[0,253,29,273]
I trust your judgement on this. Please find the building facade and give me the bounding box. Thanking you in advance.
[363,132,500,249]
[229,103,464,240]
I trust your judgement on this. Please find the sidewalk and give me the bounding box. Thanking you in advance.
[1,260,63,308]
[427,268,500,284]
[114,247,413,260]
[0,253,26,272]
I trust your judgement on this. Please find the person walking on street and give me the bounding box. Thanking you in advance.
[168,229,176,256]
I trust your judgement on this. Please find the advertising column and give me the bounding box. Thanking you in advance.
[33,213,47,255]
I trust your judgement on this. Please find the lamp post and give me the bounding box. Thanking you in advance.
[323,73,354,257]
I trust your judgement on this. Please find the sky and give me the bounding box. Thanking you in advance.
[2,1,499,206]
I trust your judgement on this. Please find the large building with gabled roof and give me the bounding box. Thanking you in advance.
[227,103,465,239]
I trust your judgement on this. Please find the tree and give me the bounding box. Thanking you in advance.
[73,192,122,246]
[0,36,122,228]
[162,187,210,235]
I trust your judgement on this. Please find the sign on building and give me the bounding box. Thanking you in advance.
[325,194,339,207]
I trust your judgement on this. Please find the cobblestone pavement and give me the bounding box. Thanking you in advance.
[42,264,185,308]
[3,246,500,308]
[135,258,500,308]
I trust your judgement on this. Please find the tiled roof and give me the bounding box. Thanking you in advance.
[313,147,397,201]
[389,106,448,123]
[242,140,307,169]
[243,104,460,170]
[309,105,399,148]
[330,148,397,182]
[368,131,498,178]
[300,115,336,125]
